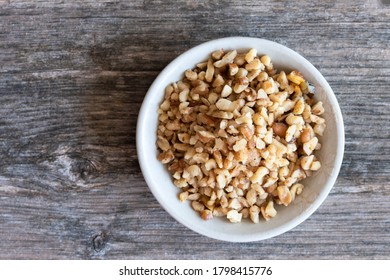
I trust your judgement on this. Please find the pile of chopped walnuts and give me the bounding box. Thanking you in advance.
[156,48,325,223]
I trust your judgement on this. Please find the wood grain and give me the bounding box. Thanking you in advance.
[0,0,389,259]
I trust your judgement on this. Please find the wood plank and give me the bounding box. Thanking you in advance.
[0,0,389,259]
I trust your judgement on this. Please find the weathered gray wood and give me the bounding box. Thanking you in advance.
[0,0,389,259]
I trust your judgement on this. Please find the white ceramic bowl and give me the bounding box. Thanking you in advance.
[137,37,344,242]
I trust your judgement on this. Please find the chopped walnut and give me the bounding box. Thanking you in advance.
[156,48,325,223]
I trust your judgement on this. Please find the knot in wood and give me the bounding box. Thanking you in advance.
[71,157,98,181]
[92,232,107,252]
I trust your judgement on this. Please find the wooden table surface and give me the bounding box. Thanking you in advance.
[0,0,389,260]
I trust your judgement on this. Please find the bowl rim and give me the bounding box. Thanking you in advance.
[136,36,345,242]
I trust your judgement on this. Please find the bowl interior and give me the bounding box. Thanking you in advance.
[137,37,344,242]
